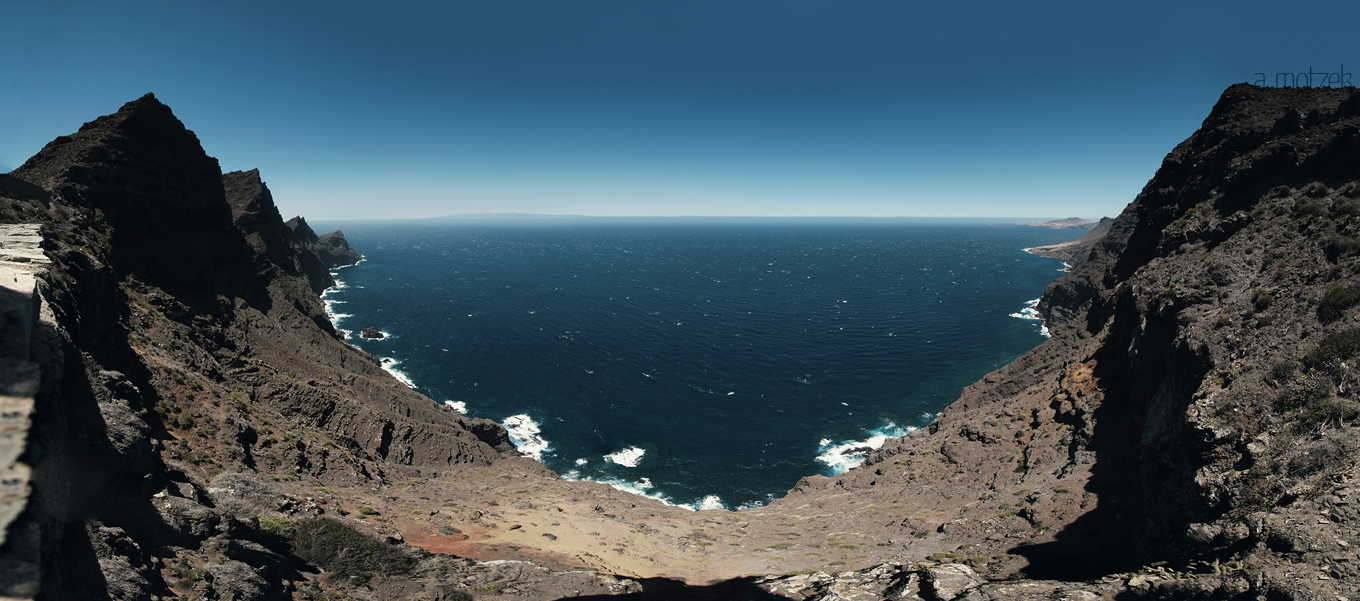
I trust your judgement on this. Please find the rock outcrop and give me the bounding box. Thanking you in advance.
[286,216,361,269]
[796,84,1360,597]
[0,94,517,600]
[224,169,340,296]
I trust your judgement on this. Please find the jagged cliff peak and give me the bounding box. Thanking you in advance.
[286,215,320,242]
[285,216,362,268]
[16,93,218,199]
[316,229,362,267]
[1,95,515,600]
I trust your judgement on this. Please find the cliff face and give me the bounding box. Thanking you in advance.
[223,169,344,297]
[770,84,1360,598]
[0,94,517,600]
[285,216,362,271]
[1037,83,1360,577]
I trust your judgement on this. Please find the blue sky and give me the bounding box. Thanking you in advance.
[5,1,1358,220]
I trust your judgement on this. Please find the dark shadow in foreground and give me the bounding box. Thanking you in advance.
[1009,285,1213,580]
[560,576,796,601]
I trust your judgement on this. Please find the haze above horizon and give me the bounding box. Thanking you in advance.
[5,1,1357,220]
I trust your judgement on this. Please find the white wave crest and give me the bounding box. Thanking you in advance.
[559,471,731,512]
[689,495,727,511]
[443,400,467,414]
[1010,298,1051,338]
[380,357,417,389]
[1009,298,1042,320]
[503,414,551,462]
[604,446,646,467]
[329,257,365,273]
[816,422,913,474]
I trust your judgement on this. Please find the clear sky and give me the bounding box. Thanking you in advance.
[5,1,1358,220]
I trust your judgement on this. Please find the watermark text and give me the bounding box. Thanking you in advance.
[1253,66,1352,87]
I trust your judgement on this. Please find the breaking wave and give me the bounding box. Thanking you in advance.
[502,414,551,461]
[816,421,914,474]
[604,446,646,467]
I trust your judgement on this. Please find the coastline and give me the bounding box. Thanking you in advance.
[322,231,1068,513]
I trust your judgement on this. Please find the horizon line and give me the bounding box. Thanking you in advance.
[306,213,1104,223]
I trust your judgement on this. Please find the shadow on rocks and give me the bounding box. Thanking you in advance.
[1010,288,1213,580]
[562,576,796,601]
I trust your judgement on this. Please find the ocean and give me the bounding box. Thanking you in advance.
[311,219,1077,510]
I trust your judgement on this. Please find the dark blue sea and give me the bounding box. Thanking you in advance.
[310,219,1077,510]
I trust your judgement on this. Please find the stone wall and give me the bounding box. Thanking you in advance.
[0,224,54,600]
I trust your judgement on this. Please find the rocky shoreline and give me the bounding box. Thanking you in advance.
[3,85,1360,599]
[1024,217,1113,267]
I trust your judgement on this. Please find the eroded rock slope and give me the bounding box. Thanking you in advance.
[0,94,533,600]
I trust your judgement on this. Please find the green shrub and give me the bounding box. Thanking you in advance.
[1295,198,1325,215]
[1301,399,1359,429]
[356,505,379,515]
[1325,237,1360,262]
[1269,360,1298,383]
[1317,285,1360,322]
[1252,290,1273,312]
[441,588,474,601]
[289,518,415,584]
[256,515,295,540]
[1277,373,1334,411]
[1304,327,1360,372]
[468,582,506,594]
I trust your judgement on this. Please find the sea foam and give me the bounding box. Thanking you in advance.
[380,357,417,389]
[560,470,733,512]
[443,400,468,414]
[321,273,353,338]
[503,414,551,461]
[604,446,646,467]
[1010,297,1051,338]
[816,422,913,474]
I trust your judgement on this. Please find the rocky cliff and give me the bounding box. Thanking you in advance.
[5,85,1360,601]
[0,94,527,600]
[777,83,1360,598]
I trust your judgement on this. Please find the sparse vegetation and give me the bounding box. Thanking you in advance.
[1269,360,1298,384]
[468,582,507,594]
[1276,372,1335,412]
[1294,197,1325,215]
[255,514,295,540]
[1304,327,1360,375]
[1251,289,1273,312]
[441,587,474,601]
[1317,285,1360,322]
[1300,399,1359,428]
[289,518,415,585]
